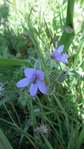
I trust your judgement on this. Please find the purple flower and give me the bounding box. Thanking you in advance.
[16,68,46,96]
[51,45,69,64]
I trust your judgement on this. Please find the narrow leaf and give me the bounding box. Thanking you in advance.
[0,128,13,149]
[77,127,84,149]
[0,58,30,67]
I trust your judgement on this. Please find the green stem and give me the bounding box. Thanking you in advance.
[66,0,75,27]
[58,0,75,52]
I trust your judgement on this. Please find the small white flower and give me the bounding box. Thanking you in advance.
[40,124,48,134]
[34,124,48,134]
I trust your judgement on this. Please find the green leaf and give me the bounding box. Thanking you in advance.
[59,29,75,52]
[66,0,75,27]
[0,92,18,106]
[67,69,79,78]
[0,128,13,149]
[56,70,68,83]
[77,127,84,149]
[41,133,53,149]
[0,58,30,67]
[20,118,31,144]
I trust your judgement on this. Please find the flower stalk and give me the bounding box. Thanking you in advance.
[59,0,75,52]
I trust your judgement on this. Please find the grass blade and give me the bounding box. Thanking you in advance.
[0,128,13,149]
[0,58,30,67]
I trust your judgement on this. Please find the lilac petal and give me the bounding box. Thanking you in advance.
[24,68,35,79]
[52,48,69,64]
[59,54,69,64]
[29,83,38,96]
[62,54,69,59]
[54,52,62,59]
[37,81,46,94]
[57,55,69,64]
[52,50,61,59]
[16,78,30,88]
[52,50,57,56]
[36,70,44,80]
[53,52,68,64]
[57,45,64,53]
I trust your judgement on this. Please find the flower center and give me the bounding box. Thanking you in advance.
[51,53,55,59]
[32,73,39,84]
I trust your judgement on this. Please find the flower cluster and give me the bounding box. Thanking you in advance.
[16,45,69,96]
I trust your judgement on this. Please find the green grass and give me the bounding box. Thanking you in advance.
[0,0,84,149]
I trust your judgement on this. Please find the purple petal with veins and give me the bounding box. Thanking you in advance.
[16,78,30,88]
[56,45,64,53]
[30,83,38,96]
[37,81,46,94]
